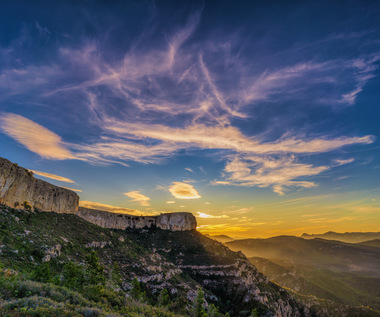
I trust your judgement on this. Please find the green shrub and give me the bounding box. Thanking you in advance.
[158,288,171,307]
[62,261,85,290]
[85,251,105,286]
[22,201,32,212]
[31,262,52,283]
[192,288,207,317]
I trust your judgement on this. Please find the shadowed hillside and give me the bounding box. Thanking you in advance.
[226,236,380,276]
[0,204,309,316]
[226,236,380,314]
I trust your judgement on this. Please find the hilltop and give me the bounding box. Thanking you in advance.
[205,234,235,243]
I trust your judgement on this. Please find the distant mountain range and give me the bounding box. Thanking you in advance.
[301,231,380,243]
[226,236,380,313]
[206,234,235,243]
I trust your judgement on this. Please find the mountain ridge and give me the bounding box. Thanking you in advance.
[226,236,380,314]
[301,231,380,243]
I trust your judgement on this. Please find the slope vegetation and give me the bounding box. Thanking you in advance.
[0,204,312,317]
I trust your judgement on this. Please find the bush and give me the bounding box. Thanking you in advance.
[85,251,105,286]
[22,201,32,212]
[158,288,171,307]
[61,261,85,290]
[31,262,52,283]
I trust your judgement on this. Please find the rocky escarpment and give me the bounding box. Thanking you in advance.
[0,157,79,213]
[0,156,196,231]
[77,207,197,231]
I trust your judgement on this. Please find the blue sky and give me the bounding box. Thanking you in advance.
[1,0,380,237]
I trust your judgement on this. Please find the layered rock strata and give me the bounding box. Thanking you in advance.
[0,156,196,231]
[77,207,197,231]
[0,157,79,213]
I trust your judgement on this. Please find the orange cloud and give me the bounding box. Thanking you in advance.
[197,223,247,235]
[61,186,83,192]
[197,212,229,219]
[32,170,75,183]
[124,191,151,206]
[79,200,158,216]
[0,113,74,160]
[169,182,201,199]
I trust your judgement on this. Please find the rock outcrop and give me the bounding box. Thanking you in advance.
[76,207,197,231]
[0,156,196,231]
[0,157,79,213]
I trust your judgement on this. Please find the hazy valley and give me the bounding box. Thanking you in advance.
[225,235,380,314]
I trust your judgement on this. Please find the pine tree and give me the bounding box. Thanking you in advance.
[130,277,141,300]
[207,303,220,317]
[158,288,170,307]
[193,288,207,317]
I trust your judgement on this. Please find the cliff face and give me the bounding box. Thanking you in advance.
[0,156,195,231]
[0,157,79,213]
[77,207,197,231]
[156,212,197,231]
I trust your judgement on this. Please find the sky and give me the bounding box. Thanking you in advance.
[0,0,380,238]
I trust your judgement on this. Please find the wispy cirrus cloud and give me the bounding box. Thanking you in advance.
[0,9,377,196]
[0,112,374,195]
[61,186,82,193]
[340,55,380,105]
[334,158,354,166]
[31,170,75,183]
[214,155,329,195]
[0,113,74,160]
[79,200,158,216]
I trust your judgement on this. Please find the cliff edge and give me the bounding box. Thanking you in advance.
[0,156,196,231]
[0,157,79,213]
[77,207,197,231]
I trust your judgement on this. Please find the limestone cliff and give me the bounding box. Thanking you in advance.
[0,156,196,231]
[0,157,79,213]
[77,207,197,231]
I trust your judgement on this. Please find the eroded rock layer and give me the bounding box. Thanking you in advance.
[77,207,197,231]
[0,156,196,231]
[0,157,79,213]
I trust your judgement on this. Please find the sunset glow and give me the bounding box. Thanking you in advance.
[1,1,379,238]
